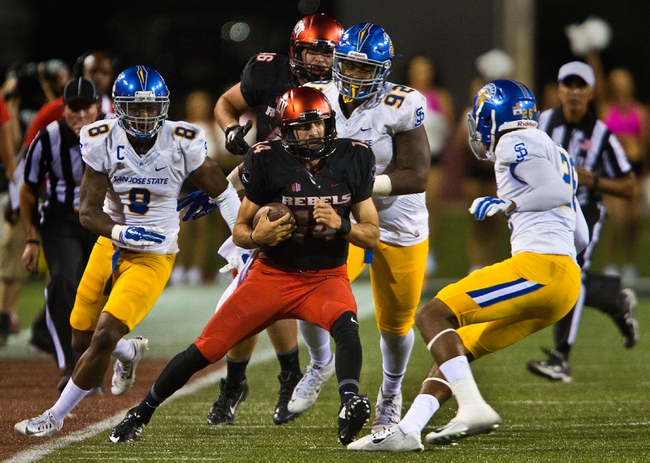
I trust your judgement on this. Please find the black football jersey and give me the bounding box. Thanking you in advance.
[239,53,299,143]
[242,139,375,270]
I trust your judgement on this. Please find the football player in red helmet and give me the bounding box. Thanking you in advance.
[110,86,380,446]
[277,86,337,160]
[205,13,344,428]
[289,13,344,83]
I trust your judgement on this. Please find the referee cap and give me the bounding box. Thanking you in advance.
[63,77,98,105]
[557,61,595,87]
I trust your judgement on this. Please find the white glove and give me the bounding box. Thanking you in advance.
[111,225,165,246]
[469,197,513,220]
[217,236,252,275]
[219,251,252,274]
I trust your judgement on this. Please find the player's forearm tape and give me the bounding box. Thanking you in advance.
[373,174,392,195]
[226,164,244,192]
[111,225,125,242]
[339,217,352,236]
[212,183,241,232]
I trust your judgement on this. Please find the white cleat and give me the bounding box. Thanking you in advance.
[371,389,402,433]
[287,356,336,414]
[347,424,424,452]
[15,411,61,437]
[425,405,502,445]
[111,336,149,396]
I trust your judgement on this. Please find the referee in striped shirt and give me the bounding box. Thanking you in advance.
[527,61,639,383]
[20,77,102,392]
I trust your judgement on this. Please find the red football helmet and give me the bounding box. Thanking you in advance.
[276,87,337,160]
[289,13,344,83]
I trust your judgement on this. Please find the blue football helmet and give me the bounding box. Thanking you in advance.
[113,65,169,140]
[333,23,395,101]
[467,79,537,160]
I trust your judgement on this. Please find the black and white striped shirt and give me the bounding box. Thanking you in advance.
[24,119,85,218]
[538,107,632,207]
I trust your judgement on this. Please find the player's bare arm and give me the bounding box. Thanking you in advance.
[78,166,115,237]
[576,167,637,198]
[233,197,296,249]
[312,199,379,249]
[385,125,430,195]
[214,83,252,132]
[345,197,379,249]
[19,182,40,273]
[189,156,230,198]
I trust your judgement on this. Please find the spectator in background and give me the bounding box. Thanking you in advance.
[406,55,454,277]
[23,50,115,150]
[171,90,241,285]
[456,76,504,273]
[0,93,19,345]
[600,68,648,286]
[443,49,515,274]
[72,50,117,115]
[0,62,50,345]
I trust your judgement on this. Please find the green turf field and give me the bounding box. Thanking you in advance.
[7,276,649,462]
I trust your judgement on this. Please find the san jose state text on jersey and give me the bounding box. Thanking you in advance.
[80,117,207,254]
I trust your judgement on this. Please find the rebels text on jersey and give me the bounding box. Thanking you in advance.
[242,139,375,270]
[240,53,299,143]
[80,118,207,254]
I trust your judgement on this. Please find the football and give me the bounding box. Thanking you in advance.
[252,202,295,229]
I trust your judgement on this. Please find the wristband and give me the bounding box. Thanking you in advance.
[338,217,351,236]
[26,239,40,245]
[250,231,261,247]
[373,174,392,195]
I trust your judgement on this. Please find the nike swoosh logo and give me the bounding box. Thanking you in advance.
[155,166,168,171]
[109,435,120,443]
[360,127,371,132]
[331,182,342,187]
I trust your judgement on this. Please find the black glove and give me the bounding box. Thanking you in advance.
[225,120,253,155]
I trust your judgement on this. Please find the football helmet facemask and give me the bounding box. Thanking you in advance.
[289,13,344,83]
[333,23,395,102]
[276,87,337,160]
[467,78,537,161]
[113,65,169,140]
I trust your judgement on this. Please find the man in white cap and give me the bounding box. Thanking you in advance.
[527,61,639,382]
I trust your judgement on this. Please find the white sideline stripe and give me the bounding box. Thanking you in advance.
[7,283,376,463]
[6,351,276,463]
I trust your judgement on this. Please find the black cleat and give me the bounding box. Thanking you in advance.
[526,348,572,382]
[614,289,639,348]
[337,394,371,445]
[206,377,249,425]
[273,371,302,425]
[109,407,149,443]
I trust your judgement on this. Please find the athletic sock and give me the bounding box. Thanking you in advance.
[225,356,250,385]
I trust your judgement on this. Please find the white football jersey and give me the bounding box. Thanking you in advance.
[495,127,579,258]
[80,118,207,254]
[307,80,428,246]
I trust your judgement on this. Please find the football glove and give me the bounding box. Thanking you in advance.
[111,225,165,246]
[218,249,252,275]
[469,196,513,221]
[225,120,253,155]
[177,191,218,221]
